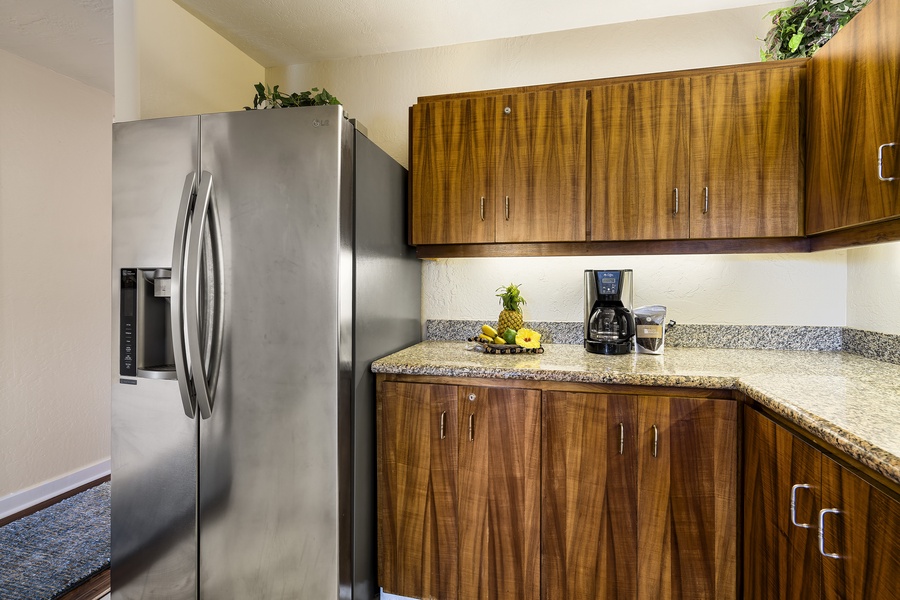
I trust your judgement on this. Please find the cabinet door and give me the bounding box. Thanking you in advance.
[639,396,738,600]
[459,386,541,600]
[743,408,822,600]
[378,382,459,599]
[591,79,691,241]
[542,391,627,600]
[410,97,499,244]
[807,0,900,233]
[496,89,587,243]
[690,66,803,238]
[821,457,900,600]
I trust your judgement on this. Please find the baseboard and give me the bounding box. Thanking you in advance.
[0,459,111,522]
[380,590,417,600]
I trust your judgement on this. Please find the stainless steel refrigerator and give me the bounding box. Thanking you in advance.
[111,106,421,599]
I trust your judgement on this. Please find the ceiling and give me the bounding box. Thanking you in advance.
[0,0,776,95]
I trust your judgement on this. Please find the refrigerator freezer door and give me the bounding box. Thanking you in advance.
[111,116,200,599]
[197,106,349,599]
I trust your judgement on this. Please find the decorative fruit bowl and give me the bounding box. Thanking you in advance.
[468,324,544,354]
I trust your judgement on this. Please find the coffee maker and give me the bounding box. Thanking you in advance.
[584,269,635,355]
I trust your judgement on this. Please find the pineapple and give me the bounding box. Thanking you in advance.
[496,283,526,333]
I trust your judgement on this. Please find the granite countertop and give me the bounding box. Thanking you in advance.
[372,341,900,486]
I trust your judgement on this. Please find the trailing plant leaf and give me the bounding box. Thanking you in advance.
[244,83,341,110]
[760,0,870,60]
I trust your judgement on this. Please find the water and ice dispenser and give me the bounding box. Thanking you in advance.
[120,267,176,379]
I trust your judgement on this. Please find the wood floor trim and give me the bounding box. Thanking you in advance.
[0,475,110,528]
[58,568,110,600]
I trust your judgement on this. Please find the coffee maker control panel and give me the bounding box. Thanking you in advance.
[597,271,621,295]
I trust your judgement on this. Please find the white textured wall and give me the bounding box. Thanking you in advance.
[134,0,265,119]
[847,242,900,335]
[0,49,113,497]
[423,253,848,326]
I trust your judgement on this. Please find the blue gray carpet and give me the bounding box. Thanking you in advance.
[0,482,110,600]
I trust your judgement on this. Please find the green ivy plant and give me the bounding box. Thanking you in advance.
[761,0,870,60]
[244,83,340,110]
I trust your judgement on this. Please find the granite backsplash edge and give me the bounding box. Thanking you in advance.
[424,320,900,366]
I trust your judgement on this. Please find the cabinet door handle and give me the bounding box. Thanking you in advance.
[702,187,710,214]
[617,422,625,455]
[673,188,679,215]
[439,411,446,440]
[480,197,485,221]
[505,196,510,221]
[468,413,475,441]
[790,484,813,528]
[878,142,897,181]
[818,508,841,559]
[651,424,659,458]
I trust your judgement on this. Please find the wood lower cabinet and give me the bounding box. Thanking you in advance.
[377,380,540,600]
[743,407,900,600]
[806,0,900,234]
[411,88,587,246]
[542,391,737,599]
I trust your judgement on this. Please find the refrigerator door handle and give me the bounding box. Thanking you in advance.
[171,172,197,418]
[187,171,224,419]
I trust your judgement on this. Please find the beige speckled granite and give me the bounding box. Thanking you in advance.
[373,341,900,485]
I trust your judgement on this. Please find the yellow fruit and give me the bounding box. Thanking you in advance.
[493,336,506,345]
[478,334,493,343]
[482,324,498,337]
[515,328,541,349]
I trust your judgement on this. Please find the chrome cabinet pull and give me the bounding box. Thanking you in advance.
[468,414,475,441]
[618,422,624,455]
[702,186,710,214]
[790,484,813,528]
[439,411,446,440]
[505,196,510,221]
[651,424,659,458]
[673,188,679,215]
[480,196,485,221]
[818,508,841,559]
[878,142,897,181]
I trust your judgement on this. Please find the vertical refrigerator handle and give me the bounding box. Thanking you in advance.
[186,171,225,420]
[171,172,197,418]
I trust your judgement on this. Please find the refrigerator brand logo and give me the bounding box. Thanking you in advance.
[312,119,330,128]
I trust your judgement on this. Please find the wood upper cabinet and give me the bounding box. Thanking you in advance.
[743,407,900,600]
[806,0,900,234]
[690,65,804,238]
[411,89,587,245]
[591,62,803,241]
[542,391,737,600]
[377,379,540,600]
[591,78,691,240]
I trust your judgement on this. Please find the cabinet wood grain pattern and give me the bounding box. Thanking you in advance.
[497,89,587,243]
[542,392,737,600]
[459,386,541,600]
[410,97,499,245]
[690,66,803,238]
[743,408,822,600]
[591,78,691,241]
[806,0,900,233]
[377,382,459,599]
[821,457,900,600]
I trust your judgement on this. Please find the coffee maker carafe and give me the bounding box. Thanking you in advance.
[584,269,635,355]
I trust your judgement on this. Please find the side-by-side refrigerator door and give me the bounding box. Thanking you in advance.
[197,106,349,599]
[111,116,200,600]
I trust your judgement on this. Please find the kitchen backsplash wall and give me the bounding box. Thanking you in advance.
[847,242,900,335]
[421,253,848,328]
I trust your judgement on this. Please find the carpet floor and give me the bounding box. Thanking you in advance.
[0,482,110,600]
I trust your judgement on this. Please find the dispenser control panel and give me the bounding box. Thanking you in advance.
[120,269,137,376]
[597,271,620,295]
